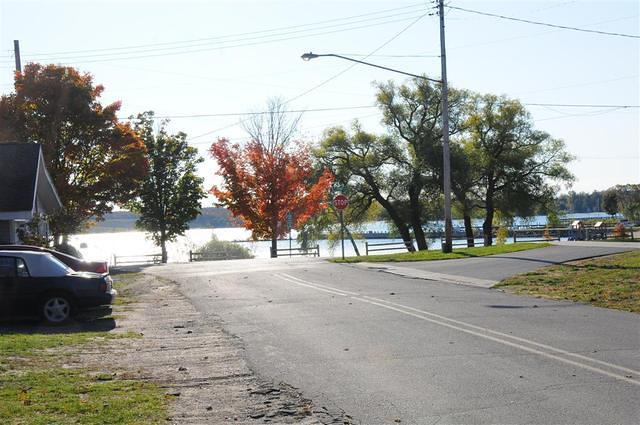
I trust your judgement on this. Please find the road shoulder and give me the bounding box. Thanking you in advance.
[82,272,348,424]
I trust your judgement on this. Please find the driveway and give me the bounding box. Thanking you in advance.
[148,243,639,424]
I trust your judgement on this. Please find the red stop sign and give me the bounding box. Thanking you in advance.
[333,194,349,210]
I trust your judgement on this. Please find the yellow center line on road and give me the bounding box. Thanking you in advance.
[274,273,640,387]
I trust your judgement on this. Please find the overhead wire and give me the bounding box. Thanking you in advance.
[0,2,427,60]
[446,5,640,39]
[186,11,431,142]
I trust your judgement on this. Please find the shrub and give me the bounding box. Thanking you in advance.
[613,223,627,239]
[196,235,254,260]
[496,227,508,245]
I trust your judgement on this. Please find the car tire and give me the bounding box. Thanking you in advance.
[41,294,74,324]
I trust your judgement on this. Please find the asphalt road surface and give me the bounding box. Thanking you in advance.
[150,244,640,424]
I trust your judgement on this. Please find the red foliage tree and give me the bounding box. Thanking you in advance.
[210,138,333,257]
[0,63,148,239]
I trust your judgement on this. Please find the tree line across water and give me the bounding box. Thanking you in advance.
[1,64,637,261]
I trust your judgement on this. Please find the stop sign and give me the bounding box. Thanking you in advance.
[333,194,349,210]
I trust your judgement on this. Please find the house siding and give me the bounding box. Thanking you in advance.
[0,220,12,244]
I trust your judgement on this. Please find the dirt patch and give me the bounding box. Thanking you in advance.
[74,273,352,424]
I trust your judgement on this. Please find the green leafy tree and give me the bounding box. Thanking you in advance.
[0,63,148,240]
[375,79,468,250]
[128,112,205,263]
[602,190,619,217]
[463,94,574,245]
[317,124,416,251]
[614,184,640,221]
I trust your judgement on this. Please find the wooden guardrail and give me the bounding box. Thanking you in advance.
[112,253,162,266]
[275,245,320,258]
[365,240,414,255]
[512,227,563,243]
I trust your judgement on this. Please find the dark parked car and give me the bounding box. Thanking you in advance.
[0,245,108,274]
[0,250,116,324]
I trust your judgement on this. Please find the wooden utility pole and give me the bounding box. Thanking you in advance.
[438,0,453,253]
[13,40,21,72]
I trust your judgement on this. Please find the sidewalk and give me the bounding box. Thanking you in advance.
[552,240,640,249]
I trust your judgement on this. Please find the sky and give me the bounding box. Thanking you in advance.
[1,0,638,205]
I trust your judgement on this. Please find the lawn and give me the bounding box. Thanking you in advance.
[332,242,551,263]
[0,273,167,424]
[496,250,640,313]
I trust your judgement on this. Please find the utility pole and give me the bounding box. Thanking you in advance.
[13,40,21,72]
[438,0,453,253]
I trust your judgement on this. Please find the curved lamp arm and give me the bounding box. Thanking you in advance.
[300,52,441,84]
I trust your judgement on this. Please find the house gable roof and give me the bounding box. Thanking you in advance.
[0,142,62,216]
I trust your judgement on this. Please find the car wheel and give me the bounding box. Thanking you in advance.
[42,295,73,324]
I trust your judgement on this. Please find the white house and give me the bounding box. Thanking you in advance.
[0,142,62,244]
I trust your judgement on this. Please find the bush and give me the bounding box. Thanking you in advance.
[613,223,628,239]
[196,235,253,260]
[496,227,508,245]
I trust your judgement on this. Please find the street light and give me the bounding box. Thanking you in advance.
[301,51,454,253]
[300,52,441,83]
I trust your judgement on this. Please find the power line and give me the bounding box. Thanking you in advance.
[187,12,429,142]
[524,103,638,108]
[120,102,637,122]
[8,14,428,65]
[2,6,432,61]
[446,5,640,39]
[1,3,427,60]
[120,105,377,120]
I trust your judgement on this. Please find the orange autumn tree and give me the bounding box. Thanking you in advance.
[210,138,333,257]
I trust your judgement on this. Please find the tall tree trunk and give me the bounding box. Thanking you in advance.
[464,213,475,247]
[160,240,168,263]
[483,205,494,246]
[344,226,360,256]
[160,228,168,263]
[270,217,278,258]
[409,195,428,251]
[363,174,415,252]
[376,196,415,252]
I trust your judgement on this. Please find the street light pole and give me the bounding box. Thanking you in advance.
[438,0,453,253]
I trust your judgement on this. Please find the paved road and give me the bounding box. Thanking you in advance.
[150,244,640,424]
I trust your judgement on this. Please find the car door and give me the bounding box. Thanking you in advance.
[0,256,18,317]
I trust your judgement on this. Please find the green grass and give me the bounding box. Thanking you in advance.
[0,369,166,425]
[0,331,138,358]
[332,242,551,263]
[111,272,141,305]
[496,250,640,313]
[0,273,167,424]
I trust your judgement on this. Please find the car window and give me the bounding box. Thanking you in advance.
[16,258,30,277]
[0,257,16,278]
[28,254,73,277]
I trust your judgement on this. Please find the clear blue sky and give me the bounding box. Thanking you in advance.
[1,0,638,200]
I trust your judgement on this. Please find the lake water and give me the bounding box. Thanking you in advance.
[70,227,414,263]
[70,212,618,263]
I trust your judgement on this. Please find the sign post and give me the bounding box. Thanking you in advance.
[332,194,349,260]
